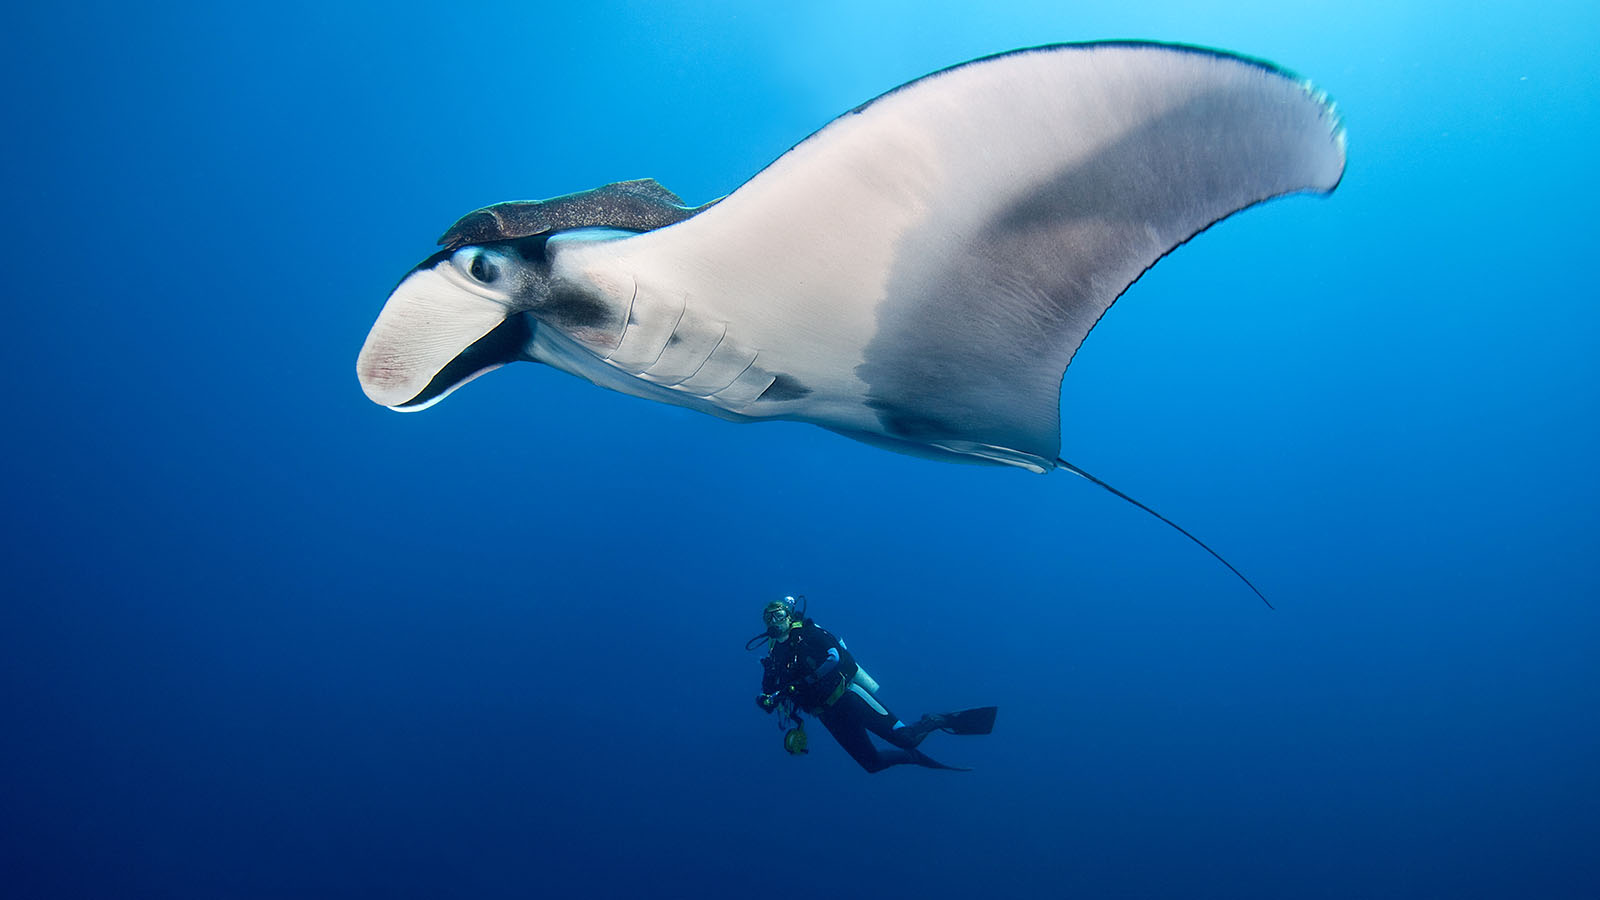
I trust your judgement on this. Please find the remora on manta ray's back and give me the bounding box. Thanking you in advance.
[357,42,1346,605]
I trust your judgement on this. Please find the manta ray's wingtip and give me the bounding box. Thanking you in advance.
[1301,79,1349,192]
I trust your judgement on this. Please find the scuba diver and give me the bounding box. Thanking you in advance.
[749,595,997,773]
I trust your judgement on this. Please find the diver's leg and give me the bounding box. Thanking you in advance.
[845,684,931,750]
[819,700,897,773]
[823,691,952,772]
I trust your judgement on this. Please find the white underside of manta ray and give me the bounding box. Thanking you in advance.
[356,42,1346,603]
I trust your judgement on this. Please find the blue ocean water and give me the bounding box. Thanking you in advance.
[3,1,1596,897]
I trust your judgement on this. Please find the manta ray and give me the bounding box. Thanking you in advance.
[356,42,1346,604]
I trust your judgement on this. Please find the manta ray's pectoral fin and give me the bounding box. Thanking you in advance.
[572,43,1345,471]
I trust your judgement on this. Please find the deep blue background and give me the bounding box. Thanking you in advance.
[4,1,1596,897]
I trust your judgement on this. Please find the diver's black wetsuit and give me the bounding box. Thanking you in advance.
[762,619,953,773]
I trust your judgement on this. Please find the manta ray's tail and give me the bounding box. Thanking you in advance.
[1055,457,1274,610]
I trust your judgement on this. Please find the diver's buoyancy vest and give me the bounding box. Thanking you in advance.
[767,620,859,711]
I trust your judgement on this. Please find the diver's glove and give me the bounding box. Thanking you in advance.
[757,693,778,712]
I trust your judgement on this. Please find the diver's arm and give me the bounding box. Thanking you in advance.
[814,647,841,680]
[803,624,856,684]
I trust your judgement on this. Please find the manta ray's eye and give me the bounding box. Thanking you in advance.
[467,252,499,284]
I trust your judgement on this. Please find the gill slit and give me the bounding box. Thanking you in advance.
[701,351,760,399]
[665,324,728,387]
[602,277,639,361]
[641,293,690,370]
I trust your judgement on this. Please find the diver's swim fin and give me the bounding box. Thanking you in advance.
[929,707,998,736]
[900,706,998,748]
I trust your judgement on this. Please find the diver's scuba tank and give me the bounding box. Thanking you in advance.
[834,636,881,695]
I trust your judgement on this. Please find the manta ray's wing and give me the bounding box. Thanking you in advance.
[569,42,1345,471]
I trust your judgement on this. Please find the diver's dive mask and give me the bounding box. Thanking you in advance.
[762,596,798,636]
[746,595,807,650]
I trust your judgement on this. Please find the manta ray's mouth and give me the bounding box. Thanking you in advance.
[394,314,533,411]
